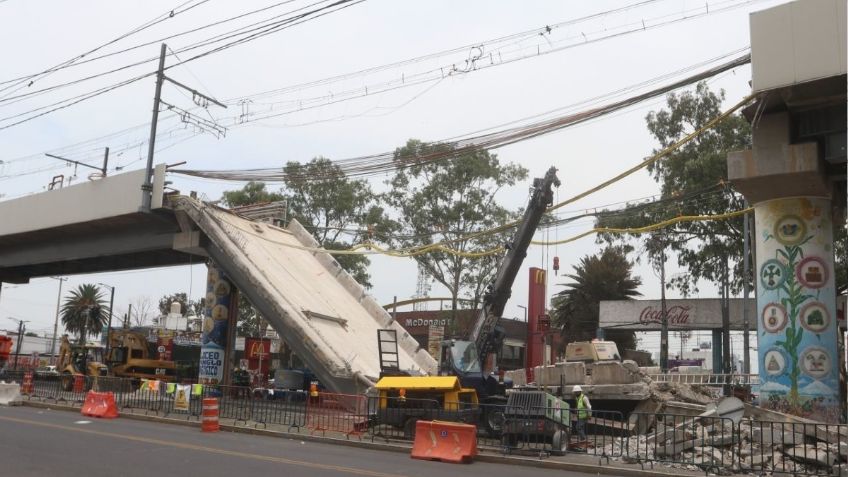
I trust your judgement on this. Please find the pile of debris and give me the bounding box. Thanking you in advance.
[601,401,848,476]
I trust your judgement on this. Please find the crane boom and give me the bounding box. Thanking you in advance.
[470,166,560,370]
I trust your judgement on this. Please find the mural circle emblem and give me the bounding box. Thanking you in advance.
[799,346,831,379]
[763,348,788,377]
[796,256,829,289]
[773,214,807,246]
[214,279,231,297]
[760,259,787,291]
[761,303,788,334]
[211,304,229,321]
[799,302,830,333]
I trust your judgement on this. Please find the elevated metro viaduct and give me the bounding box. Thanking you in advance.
[0,164,436,394]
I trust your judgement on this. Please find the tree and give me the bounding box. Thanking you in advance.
[128,296,155,327]
[221,181,284,207]
[236,295,265,337]
[835,225,847,295]
[60,284,110,345]
[221,158,391,288]
[157,293,203,318]
[386,140,527,316]
[552,246,642,352]
[597,82,751,295]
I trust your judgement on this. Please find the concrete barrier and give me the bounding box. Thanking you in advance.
[0,382,22,406]
[560,362,586,385]
[590,361,638,385]
[535,365,561,386]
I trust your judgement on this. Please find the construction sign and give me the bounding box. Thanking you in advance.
[174,384,190,412]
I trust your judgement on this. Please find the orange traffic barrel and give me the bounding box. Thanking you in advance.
[21,372,33,394]
[201,397,219,432]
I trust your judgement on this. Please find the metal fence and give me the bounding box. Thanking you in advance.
[10,372,848,474]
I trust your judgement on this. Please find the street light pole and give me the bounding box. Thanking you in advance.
[98,283,116,359]
[49,277,67,365]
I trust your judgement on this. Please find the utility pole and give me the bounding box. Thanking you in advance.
[742,204,751,375]
[127,303,132,328]
[141,43,226,212]
[721,256,732,375]
[8,318,29,370]
[659,239,669,373]
[49,277,67,365]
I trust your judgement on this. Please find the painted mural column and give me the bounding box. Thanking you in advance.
[755,197,839,422]
[198,265,238,386]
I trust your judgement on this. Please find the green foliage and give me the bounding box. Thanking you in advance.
[385,139,527,313]
[61,284,110,345]
[597,82,751,295]
[236,295,264,337]
[283,158,394,288]
[221,158,391,288]
[221,181,284,207]
[158,292,204,318]
[552,246,642,351]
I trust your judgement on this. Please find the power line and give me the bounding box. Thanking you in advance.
[172,52,751,182]
[0,0,212,99]
[0,0,363,131]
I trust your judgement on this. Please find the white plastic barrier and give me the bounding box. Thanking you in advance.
[0,382,21,406]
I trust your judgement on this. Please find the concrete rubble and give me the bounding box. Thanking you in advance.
[600,398,848,476]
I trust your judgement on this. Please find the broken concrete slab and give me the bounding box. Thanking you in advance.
[628,398,662,434]
[743,403,843,444]
[750,428,806,446]
[560,361,585,385]
[662,400,707,417]
[590,361,638,385]
[782,444,838,467]
[561,383,650,400]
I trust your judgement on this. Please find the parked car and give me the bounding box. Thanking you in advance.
[35,365,59,376]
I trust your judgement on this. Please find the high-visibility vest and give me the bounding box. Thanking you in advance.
[576,393,589,419]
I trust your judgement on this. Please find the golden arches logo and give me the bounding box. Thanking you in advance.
[249,341,268,359]
[534,269,546,285]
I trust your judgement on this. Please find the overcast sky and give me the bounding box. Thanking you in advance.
[0,0,781,362]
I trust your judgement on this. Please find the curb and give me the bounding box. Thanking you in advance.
[20,400,688,477]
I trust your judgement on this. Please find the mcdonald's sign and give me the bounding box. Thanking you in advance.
[533,268,546,285]
[245,338,270,359]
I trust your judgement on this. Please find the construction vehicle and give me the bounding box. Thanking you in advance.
[564,340,622,363]
[501,389,570,455]
[377,167,560,434]
[373,375,479,438]
[105,329,176,381]
[56,335,109,390]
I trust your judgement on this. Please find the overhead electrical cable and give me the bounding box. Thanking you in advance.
[171,52,751,182]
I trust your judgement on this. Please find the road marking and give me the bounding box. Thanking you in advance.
[74,420,92,425]
[0,415,407,477]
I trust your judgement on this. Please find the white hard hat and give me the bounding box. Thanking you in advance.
[572,385,583,392]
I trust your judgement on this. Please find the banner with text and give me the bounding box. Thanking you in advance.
[599,298,756,331]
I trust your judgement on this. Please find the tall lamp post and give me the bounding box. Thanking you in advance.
[8,317,30,370]
[98,283,116,359]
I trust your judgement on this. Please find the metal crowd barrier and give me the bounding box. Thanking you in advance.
[627,412,738,473]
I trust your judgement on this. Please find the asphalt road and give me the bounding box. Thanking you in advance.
[0,405,599,477]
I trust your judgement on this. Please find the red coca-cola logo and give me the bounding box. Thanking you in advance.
[639,305,691,325]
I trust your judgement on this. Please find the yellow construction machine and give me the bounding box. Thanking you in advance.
[105,329,176,381]
[56,335,109,390]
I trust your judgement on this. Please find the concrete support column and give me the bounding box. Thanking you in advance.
[754,197,839,422]
[198,265,238,386]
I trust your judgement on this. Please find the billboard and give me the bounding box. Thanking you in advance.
[599,298,756,330]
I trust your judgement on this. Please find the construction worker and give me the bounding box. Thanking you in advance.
[572,385,591,442]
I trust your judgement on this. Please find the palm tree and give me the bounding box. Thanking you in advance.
[552,246,642,352]
[60,284,110,345]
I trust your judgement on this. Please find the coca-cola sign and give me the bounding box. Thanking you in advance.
[599,298,755,331]
[639,305,691,326]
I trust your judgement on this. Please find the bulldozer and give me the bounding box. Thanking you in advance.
[105,329,176,382]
